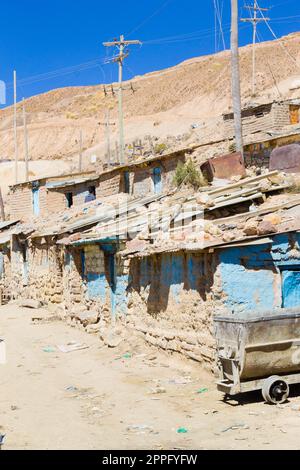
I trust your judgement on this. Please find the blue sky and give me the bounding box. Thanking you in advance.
[0,0,299,106]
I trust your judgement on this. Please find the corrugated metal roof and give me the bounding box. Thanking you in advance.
[46,176,98,190]
[0,220,19,231]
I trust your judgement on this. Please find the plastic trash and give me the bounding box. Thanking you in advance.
[43,346,56,353]
[66,386,78,392]
[177,427,188,434]
[0,434,5,449]
[196,388,209,394]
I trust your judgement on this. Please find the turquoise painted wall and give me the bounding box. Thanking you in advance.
[219,233,300,313]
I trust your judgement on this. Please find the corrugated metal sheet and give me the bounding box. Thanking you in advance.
[0,231,12,245]
[201,152,246,182]
[46,176,98,190]
[0,220,19,231]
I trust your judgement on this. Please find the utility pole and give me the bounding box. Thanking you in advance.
[103,35,141,165]
[99,109,116,167]
[241,1,269,96]
[13,71,19,184]
[22,98,29,182]
[79,130,83,172]
[231,0,244,158]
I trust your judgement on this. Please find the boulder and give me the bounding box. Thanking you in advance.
[19,299,42,309]
[263,213,282,226]
[75,310,99,327]
[243,219,258,236]
[257,221,278,236]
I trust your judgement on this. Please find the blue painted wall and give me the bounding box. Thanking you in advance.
[86,272,107,301]
[219,233,300,313]
[137,253,205,312]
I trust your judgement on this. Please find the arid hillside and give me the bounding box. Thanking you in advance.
[1,32,300,170]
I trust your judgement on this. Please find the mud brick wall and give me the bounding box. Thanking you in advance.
[27,241,64,304]
[244,133,300,168]
[131,155,186,197]
[47,182,100,213]
[215,232,300,315]
[8,184,48,221]
[10,235,27,299]
[223,103,291,138]
[63,248,86,308]
[97,173,122,198]
[127,251,218,366]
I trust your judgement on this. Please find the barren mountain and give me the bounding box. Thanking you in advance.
[1,31,300,183]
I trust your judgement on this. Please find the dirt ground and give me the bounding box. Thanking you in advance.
[1,305,300,450]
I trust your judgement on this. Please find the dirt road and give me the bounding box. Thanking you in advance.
[1,305,300,450]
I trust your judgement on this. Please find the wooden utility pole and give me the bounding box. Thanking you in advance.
[79,130,83,172]
[231,0,244,158]
[103,35,141,165]
[22,98,29,182]
[99,109,116,167]
[13,71,19,184]
[241,1,269,96]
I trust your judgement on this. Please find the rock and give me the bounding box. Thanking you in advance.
[196,193,210,206]
[259,180,272,192]
[75,310,99,327]
[105,334,123,348]
[243,219,258,236]
[257,221,278,236]
[291,404,300,411]
[19,299,43,309]
[85,324,101,335]
[222,232,236,243]
[263,213,282,225]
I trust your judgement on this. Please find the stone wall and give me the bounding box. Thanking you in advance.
[223,102,292,138]
[0,246,11,302]
[126,251,217,367]
[27,241,64,304]
[9,184,47,220]
[62,243,129,324]
[244,133,300,168]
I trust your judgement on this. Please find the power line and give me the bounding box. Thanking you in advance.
[103,35,141,165]
[126,0,174,37]
[213,0,226,51]
[241,1,270,96]
[257,2,299,67]
[6,58,107,89]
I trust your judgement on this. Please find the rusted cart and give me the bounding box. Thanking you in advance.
[214,308,300,404]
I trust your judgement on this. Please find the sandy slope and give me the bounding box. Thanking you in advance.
[1,33,300,166]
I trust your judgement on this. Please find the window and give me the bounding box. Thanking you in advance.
[281,268,300,308]
[152,167,162,194]
[123,172,130,194]
[66,192,73,208]
[84,186,96,203]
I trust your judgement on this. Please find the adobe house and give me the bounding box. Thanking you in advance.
[8,171,98,221]
[0,220,20,304]
[96,148,189,199]
[244,131,300,168]
[223,99,300,138]
[8,148,191,222]
[124,223,300,367]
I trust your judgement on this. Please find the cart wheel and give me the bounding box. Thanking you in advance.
[262,376,289,405]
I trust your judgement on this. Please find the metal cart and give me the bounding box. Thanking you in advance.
[214,308,300,404]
